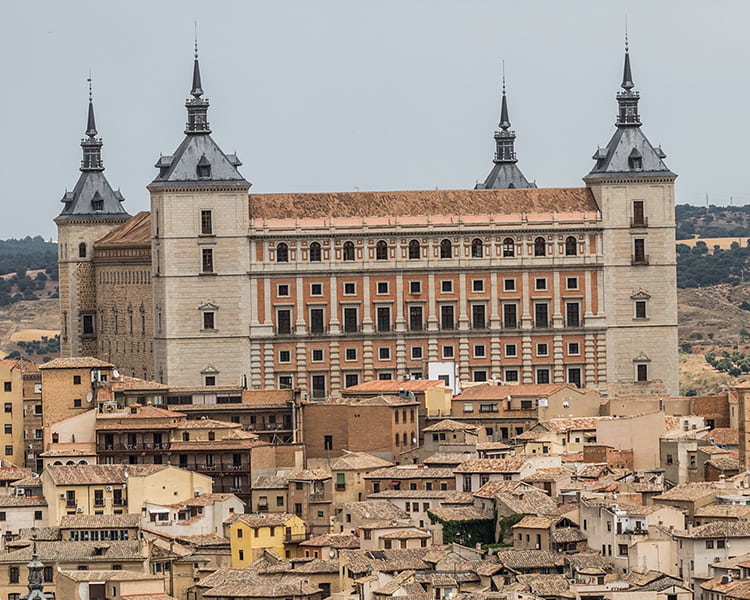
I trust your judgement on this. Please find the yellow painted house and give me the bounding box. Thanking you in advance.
[225,512,307,566]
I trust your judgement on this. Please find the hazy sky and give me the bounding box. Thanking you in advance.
[3,1,748,240]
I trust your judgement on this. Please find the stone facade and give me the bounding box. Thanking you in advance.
[56,48,679,399]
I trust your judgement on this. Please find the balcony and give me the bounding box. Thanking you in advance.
[632,254,650,266]
[285,531,308,542]
[310,492,327,503]
[630,217,648,228]
[66,500,77,508]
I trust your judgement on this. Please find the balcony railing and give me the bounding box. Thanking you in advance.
[285,531,307,542]
[66,500,77,508]
[630,217,649,228]
[632,254,650,265]
[309,492,327,502]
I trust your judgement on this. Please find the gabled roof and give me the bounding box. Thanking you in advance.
[423,419,479,433]
[455,382,584,401]
[330,451,394,472]
[39,356,114,370]
[454,457,528,474]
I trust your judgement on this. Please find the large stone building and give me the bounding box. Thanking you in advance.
[56,45,678,398]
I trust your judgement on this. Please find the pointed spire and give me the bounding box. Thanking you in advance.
[615,32,641,127]
[191,26,204,98]
[493,67,517,163]
[621,32,634,91]
[499,64,510,131]
[185,30,211,135]
[81,75,104,171]
[85,74,97,137]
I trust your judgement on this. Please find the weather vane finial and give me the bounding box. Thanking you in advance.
[625,14,629,52]
[194,21,199,59]
[87,70,92,102]
[502,60,506,95]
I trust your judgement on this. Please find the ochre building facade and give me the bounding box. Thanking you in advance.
[56,47,678,398]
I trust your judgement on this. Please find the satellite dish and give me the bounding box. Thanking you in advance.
[86,392,93,403]
[329,550,336,558]
[112,369,120,379]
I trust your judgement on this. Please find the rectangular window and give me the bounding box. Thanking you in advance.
[343,282,356,295]
[473,370,487,382]
[472,304,486,329]
[566,302,580,327]
[202,311,215,330]
[633,200,645,226]
[473,344,486,358]
[636,363,648,382]
[503,278,516,291]
[309,308,325,334]
[633,238,647,264]
[200,209,213,235]
[82,314,95,336]
[536,368,550,384]
[441,280,453,293]
[442,345,454,359]
[279,375,293,389]
[311,375,326,399]
[440,305,455,330]
[3,403,9,412]
[566,277,579,290]
[479,403,498,413]
[536,343,549,356]
[4,445,12,456]
[377,281,389,294]
[344,373,359,388]
[505,343,517,357]
[534,303,549,328]
[2,383,10,393]
[463,403,474,413]
[310,283,323,296]
[409,281,422,294]
[635,300,647,319]
[279,350,291,363]
[344,348,357,361]
[343,307,358,333]
[411,346,423,360]
[568,341,580,355]
[503,304,518,328]
[409,305,423,331]
[3,424,10,435]
[201,248,214,273]
[376,306,391,332]
[472,279,484,292]
[311,349,324,362]
[277,309,292,334]
[378,372,393,380]
[535,277,547,291]
[568,367,582,388]
[378,347,391,360]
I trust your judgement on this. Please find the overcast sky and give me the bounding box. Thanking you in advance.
[3,1,748,240]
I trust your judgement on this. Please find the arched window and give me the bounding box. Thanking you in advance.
[309,242,322,262]
[534,237,546,257]
[565,236,577,256]
[78,243,87,258]
[343,241,355,262]
[471,238,483,258]
[502,238,515,257]
[440,239,452,259]
[376,240,388,260]
[276,242,289,263]
[408,239,421,259]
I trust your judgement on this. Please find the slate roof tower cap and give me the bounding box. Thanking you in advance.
[584,37,676,180]
[475,67,536,190]
[55,78,130,221]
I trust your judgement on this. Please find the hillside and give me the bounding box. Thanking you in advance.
[676,204,750,239]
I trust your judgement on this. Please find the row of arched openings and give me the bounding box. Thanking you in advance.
[275,236,578,262]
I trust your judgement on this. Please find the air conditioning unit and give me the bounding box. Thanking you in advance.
[15,488,24,497]
[105,486,113,492]
[102,402,117,414]
[76,507,83,513]
[59,493,66,499]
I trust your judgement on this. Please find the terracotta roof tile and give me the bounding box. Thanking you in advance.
[423,419,479,433]
[248,188,598,219]
[512,515,559,530]
[225,512,296,528]
[455,382,581,400]
[365,466,454,479]
[299,534,360,548]
[702,428,739,446]
[428,507,492,521]
[330,451,394,472]
[344,380,448,393]
[39,357,114,370]
[454,457,527,473]
[95,211,152,247]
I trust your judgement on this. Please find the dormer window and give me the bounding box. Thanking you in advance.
[628,148,643,170]
[91,192,104,212]
[197,155,211,179]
